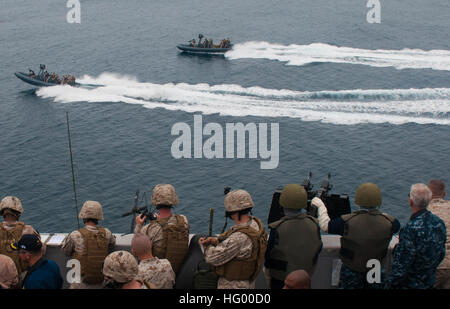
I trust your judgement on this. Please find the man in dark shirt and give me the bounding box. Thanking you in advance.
[11,234,63,289]
[386,183,446,289]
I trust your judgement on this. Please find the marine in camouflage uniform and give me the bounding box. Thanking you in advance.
[428,179,450,289]
[386,184,447,289]
[200,189,268,289]
[0,254,19,289]
[103,250,155,289]
[134,184,189,274]
[62,201,116,289]
[132,233,175,289]
[136,257,175,289]
[0,196,40,277]
[315,183,400,289]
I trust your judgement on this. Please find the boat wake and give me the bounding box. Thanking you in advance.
[36,73,450,125]
[225,42,450,71]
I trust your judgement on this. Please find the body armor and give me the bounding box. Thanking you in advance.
[340,209,395,272]
[73,227,109,284]
[0,222,27,273]
[152,215,189,274]
[267,214,323,280]
[213,217,268,282]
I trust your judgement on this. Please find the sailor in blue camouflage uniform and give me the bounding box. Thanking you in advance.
[386,183,447,289]
[314,182,400,289]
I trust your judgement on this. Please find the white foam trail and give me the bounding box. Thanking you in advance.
[36,73,450,126]
[225,42,450,71]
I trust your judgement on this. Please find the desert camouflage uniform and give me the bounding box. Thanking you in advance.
[386,209,446,289]
[204,217,260,289]
[428,198,450,289]
[62,225,116,289]
[0,221,42,280]
[0,254,19,289]
[1,222,36,236]
[134,214,189,252]
[136,257,175,289]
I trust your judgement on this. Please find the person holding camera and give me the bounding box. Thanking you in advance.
[135,184,189,275]
[61,200,116,289]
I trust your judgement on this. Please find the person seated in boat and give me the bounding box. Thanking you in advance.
[49,73,60,84]
[66,75,76,85]
[189,39,197,47]
[28,70,36,79]
[200,37,207,48]
[42,71,50,82]
[208,39,213,48]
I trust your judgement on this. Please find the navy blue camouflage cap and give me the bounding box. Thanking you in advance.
[10,234,42,252]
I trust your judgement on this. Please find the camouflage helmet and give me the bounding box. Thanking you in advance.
[0,196,24,215]
[102,251,138,283]
[78,200,104,220]
[151,184,179,206]
[224,189,254,212]
[355,183,382,208]
[279,184,308,210]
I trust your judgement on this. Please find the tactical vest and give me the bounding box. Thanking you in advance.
[267,214,323,281]
[72,227,109,284]
[0,222,27,274]
[340,209,395,272]
[152,215,189,274]
[213,217,268,282]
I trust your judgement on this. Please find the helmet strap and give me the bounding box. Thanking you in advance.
[103,279,125,289]
[221,217,228,234]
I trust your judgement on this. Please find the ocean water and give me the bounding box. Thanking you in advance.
[1,0,449,233]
